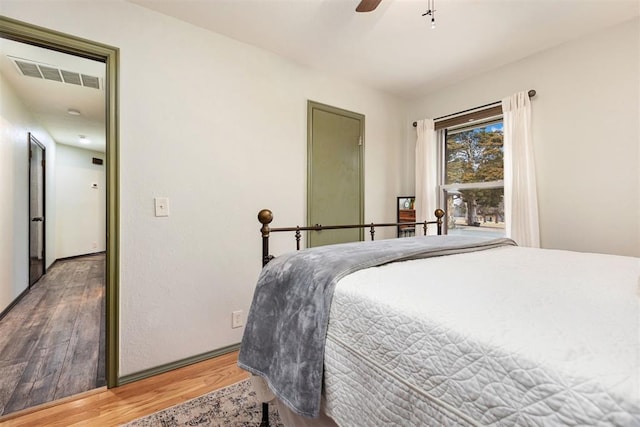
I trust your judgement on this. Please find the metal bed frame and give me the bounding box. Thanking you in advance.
[258,208,444,267]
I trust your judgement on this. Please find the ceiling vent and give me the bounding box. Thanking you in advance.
[10,56,102,90]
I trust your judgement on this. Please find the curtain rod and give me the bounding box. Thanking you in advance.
[412,89,536,127]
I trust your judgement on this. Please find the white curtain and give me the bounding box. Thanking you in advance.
[502,92,540,247]
[415,119,438,228]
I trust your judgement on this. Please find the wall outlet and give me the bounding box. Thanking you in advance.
[92,242,97,249]
[154,197,170,217]
[232,310,244,329]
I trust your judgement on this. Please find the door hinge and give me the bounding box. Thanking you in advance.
[358,136,363,146]
[41,159,45,167]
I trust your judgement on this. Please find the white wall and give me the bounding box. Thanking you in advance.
[406,19,640,258]
[55,144,106,258]
[0,1,408,376]
[0,71,57,314]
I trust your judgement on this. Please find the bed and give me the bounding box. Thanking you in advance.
[238,209,640,427]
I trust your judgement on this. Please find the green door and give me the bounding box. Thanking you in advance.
[307,101,364,247]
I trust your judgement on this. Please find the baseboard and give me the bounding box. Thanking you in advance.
[118,343,241,386]
[0,287,30,321]
[55,251,106,263]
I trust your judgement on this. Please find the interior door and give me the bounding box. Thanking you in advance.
[307,101,364,247]
[29,133,45,287]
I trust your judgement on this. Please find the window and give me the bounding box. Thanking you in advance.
[440,117,505,237]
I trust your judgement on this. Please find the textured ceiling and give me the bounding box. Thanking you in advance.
[129,0,640,98]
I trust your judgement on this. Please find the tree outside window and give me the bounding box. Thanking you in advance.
[442,121,504,236]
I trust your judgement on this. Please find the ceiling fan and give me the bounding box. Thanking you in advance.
[355,0,382,13]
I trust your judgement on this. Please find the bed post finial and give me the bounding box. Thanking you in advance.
[259,209,273,267]
[434,209,445,235]
[258,209,273,235]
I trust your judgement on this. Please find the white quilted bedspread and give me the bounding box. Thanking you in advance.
[322,246,640,426]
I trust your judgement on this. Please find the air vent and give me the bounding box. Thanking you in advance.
[39,65,63,82]
[60,70,81,85]
[81,74,100,89]
[9,57,102,90]
[15,61,41,78]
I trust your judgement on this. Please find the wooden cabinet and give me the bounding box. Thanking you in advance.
[397,197,415,237]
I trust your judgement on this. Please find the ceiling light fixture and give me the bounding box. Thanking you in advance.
[422,0,436,29]
[78,135,90,144]
[67,108,81,116]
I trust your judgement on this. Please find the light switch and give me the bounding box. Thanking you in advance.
[154,197,169,217]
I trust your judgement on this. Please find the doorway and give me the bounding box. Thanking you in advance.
[0,15,119,414]
[28,133,45,287]
[307,101,364,247]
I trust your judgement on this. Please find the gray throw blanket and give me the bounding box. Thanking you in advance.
[238,235,516,418]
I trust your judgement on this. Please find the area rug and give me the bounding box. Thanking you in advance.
[122,379,283,426]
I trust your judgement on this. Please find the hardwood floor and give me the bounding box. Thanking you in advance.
[0,253,105,416]
[0,351,248,426]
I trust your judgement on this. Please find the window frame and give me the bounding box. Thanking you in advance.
[437,112,505,235]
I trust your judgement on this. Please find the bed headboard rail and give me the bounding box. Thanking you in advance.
[258,209,445,267]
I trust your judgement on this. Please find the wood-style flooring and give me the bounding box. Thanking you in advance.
[0,253,105,416]
[0,350,248,426]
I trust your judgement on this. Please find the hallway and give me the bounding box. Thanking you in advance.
[0,253,105,416]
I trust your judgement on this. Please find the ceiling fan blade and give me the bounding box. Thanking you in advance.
[356,0,382,13]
